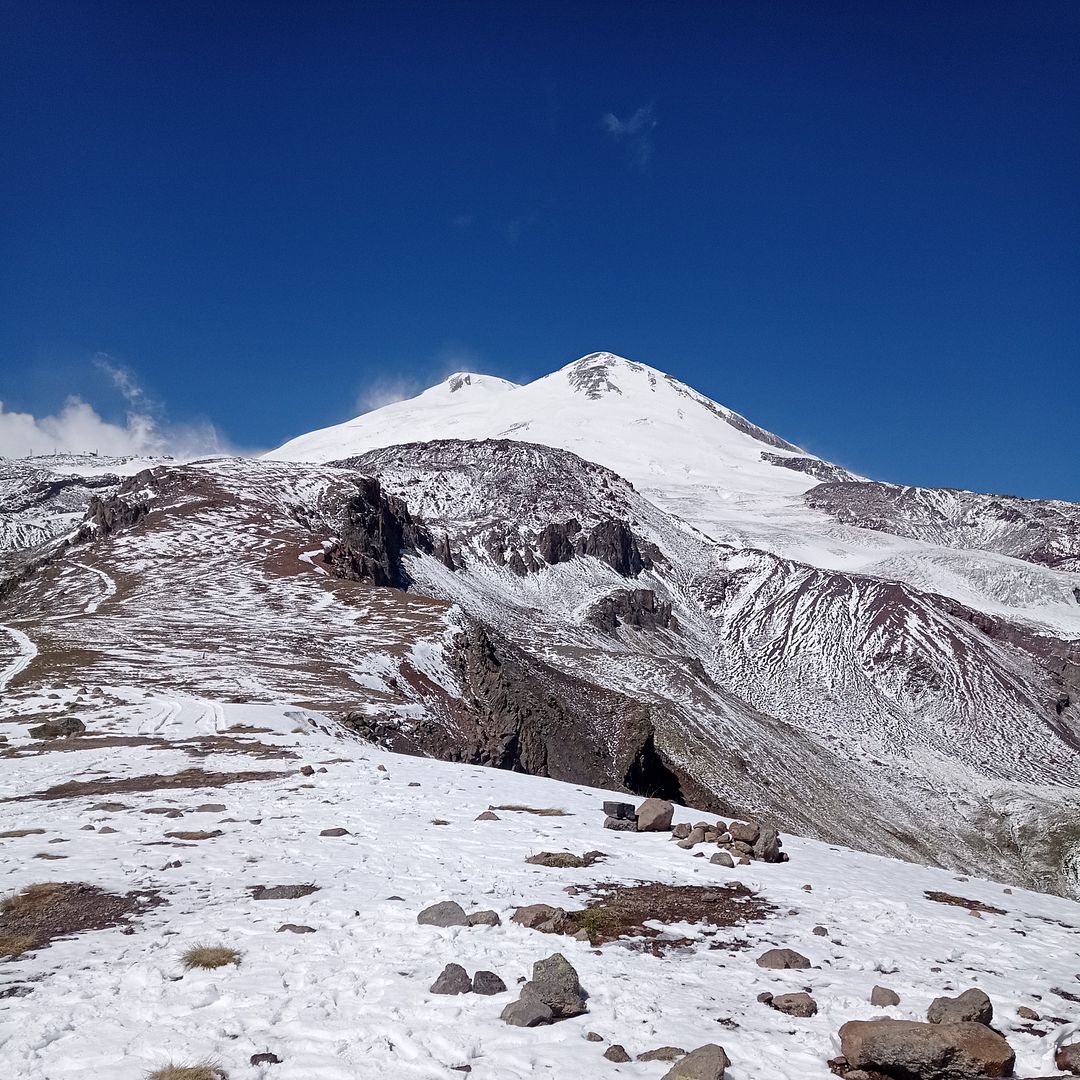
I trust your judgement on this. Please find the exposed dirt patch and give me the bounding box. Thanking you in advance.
[491,804,570,817]
[12,767,290,801]
[164,830,222,841]
[250,883,319,901]
[0,828,46,838]
[925,890,1007,915]
[178,737,298,761]
[0,881,161,958]
[2,736,169,757]
[569,881,774,952]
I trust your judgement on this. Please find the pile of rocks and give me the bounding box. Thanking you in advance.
[416,900,501,927]
[430,963,506,996]
[500,952,587,1027]
[602,797,788,865]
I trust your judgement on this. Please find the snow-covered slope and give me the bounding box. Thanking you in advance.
[1,688,1079,1080]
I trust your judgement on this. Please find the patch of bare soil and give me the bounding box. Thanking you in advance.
[925,890,1006,915]
[0,881,162,958]
[570,881,775,953]
[12,767,290,802]
[2,736,169,757]
[250,883,319,900]
[491,804,570,817]
[178,737,298,761]
[164,830,222,841]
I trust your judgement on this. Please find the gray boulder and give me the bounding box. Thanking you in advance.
[500,996,553,1027]
[927,987,993,1025]
[471,970,507,995]
[871,985,901,1007]
[29,716,85,739]
[466,909,501,927]
[660,1043,730,1080]
[770,992,817,1017]
[521,952,587,1018]
[430,963,472,994]
[752,825,782,862]
[417,901,469,927]
[604,815,637,831]
[603,800,636,820]
[511,903,572,933]
[636,798,674,832]
[603,1045,631,1062]
[710,851,735,868]
[839,1018,1015,1079]
[755,947,811,970]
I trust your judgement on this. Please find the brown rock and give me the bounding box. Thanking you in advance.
[871,985,901,1007]
[927,988,993,1026]
[770,992,817,1017]
[604,1045,631,1062]
[635,798,674,832]
[1058,1042,1080,1074]
[659,1044,730,1080]
[638,1046,685,1061]
[728,820,760,844]
[839,1018,1015,1079]
[755,947,811,970]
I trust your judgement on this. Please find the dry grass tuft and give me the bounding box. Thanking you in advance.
[1,882,63,917]
[181,944,241,970]
[0,931,38,956]
[147,1063,227,1080]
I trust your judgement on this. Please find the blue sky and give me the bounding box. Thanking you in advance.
[2,2,1077,498]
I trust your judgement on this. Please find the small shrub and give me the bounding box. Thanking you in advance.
[0,931,38,957]
[574,906,620,943]
[181,944,241,970]
[1,882,63,917]
[490,804,569,817]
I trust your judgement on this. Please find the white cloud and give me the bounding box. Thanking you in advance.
[0,360,232,460]
[602,103,658,168]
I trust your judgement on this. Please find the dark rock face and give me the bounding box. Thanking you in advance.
[324,477,445,588]
[536,519,581,565]
[587,589,673,632]
[760,451,857,484]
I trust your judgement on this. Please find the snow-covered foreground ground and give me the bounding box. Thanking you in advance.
[1,690,1079,1079]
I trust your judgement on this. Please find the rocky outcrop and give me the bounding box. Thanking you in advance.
[760,451,857,484]
[323,477,450,588]
[586,589,673,632]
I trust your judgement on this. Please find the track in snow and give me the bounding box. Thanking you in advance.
[0,624,36,693]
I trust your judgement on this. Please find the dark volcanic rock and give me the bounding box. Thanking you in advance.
[927,988,993,1026]
[587,588,673,632]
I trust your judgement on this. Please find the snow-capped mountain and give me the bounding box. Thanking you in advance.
[2,352,1078,899]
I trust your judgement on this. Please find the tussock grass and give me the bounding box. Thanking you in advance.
[1,882,63,917]
[0,931,38,957]
[181,944,241,970]
[147,1064,227,1080]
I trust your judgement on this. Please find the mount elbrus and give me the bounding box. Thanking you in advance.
[3,352,1079,897]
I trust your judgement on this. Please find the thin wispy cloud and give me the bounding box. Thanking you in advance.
[602,103,658,169]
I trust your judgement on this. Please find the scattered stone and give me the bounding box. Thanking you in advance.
[756,947,811,970]
[586,1031,604,1042]
[80,824,96,831]
[710,851,735,868]
[871,985,901,1007]
[604,1045,631,1063]
[770,992,818,1017]
[1057,1043,1080,1074]
[417,901,469,927]
[927,988,993,1026]
[471,970,507,995]
[276,924,316,933]
[728,820,760,844]
[319,827,348,837]
[98,826,118,834]
[757,992,774,1004]
[431,963,472,994]
[802,884,813,892]
[466,909,501,927]
[659,1043,730,1080]
[250,883,319,901]
[431,819,450,826]
[638,1046,686,1061]
[737,856,751,866]
[635,798,674,832]
[839,1019,1015,1079]
[603,801,636,820]
[164,830,222,841]
[408,781,420,787]
[526,850,604,869]
[475,811,499,821]
[194,803,226,813]
[299,765,314,776]
[250,1053,281,1065]
[604,816,637,831]
[28,717,85,739]
[1016,1005,1039,1020]
[672,823,693,840]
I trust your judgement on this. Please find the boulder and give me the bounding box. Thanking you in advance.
[521,952,587,1018]
[927,988,993,1026]
[728,820,760,844]
[660,1043,730,1080]
[500,996,553,1027]
[752,825,782,863]
[770,992,817,1017]
[604,816,637,831]
[710,851,735,868]
[475,811,500,821]
[871,985,901,1007]
[1016,1005,1039,1020]
[430,963,472,994]
[1057,1043,1080,1074]
[471,970,507,995]
[511,904,572,933]
[28,716,85,739]
[604,1045,631,1062]
[813,925,829,937]
[756,948,811,970]
[417,900,469,927]
[672,823,692,840]
[603,801,636,820]
[678,826,708,849]
[839,1018,1015,1079]
[466,909,501,926]
[639,1046,686,1061]
[636,798,674,832]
